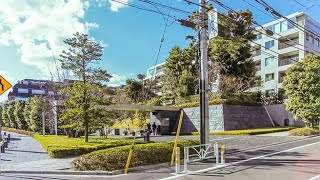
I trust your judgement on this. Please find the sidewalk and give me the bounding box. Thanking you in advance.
[1,132,74,171]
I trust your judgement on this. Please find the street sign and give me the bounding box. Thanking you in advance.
[208,8,218,39]
[0,75,12,96]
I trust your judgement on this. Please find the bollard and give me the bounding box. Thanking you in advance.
[175,147,180,174]
[220,142,225,164]
[214,142,219,165]
[184,147,188,174]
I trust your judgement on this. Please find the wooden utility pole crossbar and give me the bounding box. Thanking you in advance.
[171,109,184,166]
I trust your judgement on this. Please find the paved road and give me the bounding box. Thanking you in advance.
[1,132,74,171]
[1,135,320,180]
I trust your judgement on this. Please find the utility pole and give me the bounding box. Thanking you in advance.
[199,0,209,144]
[42,111,45,136]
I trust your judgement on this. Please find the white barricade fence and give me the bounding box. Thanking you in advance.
[183,142,220,174]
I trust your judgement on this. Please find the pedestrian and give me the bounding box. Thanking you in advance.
[147,123,151,133]
[152,122,157,136]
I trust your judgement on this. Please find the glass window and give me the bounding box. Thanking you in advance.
[32,89,45,95]
[287,18,295,29]
[306,33,310,41]
[273,23,281,33]
[265,40,274,49]
[18,88,28,93]
[256,34,262,40]
[265,56,275,66]
[265,73,275,82]
[317,38,320,47]
[310,35,315,44]
[266,25,273,32]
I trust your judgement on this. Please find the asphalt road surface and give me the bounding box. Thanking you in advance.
[1,135,319,180]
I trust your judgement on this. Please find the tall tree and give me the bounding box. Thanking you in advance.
[282,54,320,127]
[209,10,257,92]
[14,100,27,130]
[59,33,111,142]
[28,96,43,132]
[7,101,16,128]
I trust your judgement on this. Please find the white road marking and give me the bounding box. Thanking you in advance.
[159,140,320,180]
[309,174,320,180]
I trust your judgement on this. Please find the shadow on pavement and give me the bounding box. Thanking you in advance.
[0,174,69,180]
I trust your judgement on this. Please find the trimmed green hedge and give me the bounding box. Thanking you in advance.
[33,135,147,158]
[2,127,34,136]
[288,128,319,136]
[191,127,295,136]
[72,139,199,171]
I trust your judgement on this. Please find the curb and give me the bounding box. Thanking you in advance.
[0,170,118,175]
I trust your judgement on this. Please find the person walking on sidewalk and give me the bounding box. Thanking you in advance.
[152,122,157,136]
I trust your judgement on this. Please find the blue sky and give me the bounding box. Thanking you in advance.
[0,0,320,101]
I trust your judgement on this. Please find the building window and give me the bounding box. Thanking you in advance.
[265,73,275,82]
[256,34,262,40]
[311,35,315,44]
[265,40,274,49]
[317,38,320,47]
[306,33,310,41]
[265,56,275,66]
[287,18,295,29]
[266,25,273,32]
[18,88,28,93]
[32,89,45,95]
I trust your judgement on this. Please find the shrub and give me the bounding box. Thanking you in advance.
[191,127,295,136]
[33,135,147,158]
[72,139,199,171]
[288,128,319,136]
[2,127,34,136]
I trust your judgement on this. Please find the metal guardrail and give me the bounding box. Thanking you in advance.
[279,39,299,50]
[182,142,223,174]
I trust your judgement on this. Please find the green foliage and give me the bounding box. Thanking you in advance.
[28,97,43,132]
[288,128,319,136]
[33,134,146,158]
[1,102,9,127]
[72,139,199,171]
[283,54,320,126]
[7,101,17,129]
[14,100,27,130]
[59,32,111,142]
[191,127,295,136]
[174,92,261,108]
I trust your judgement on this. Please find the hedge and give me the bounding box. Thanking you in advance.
[191,127,295,136]
[33,135,147,158]
[288,128,319,136]
[2,127,34,136]
[72,139,199,171]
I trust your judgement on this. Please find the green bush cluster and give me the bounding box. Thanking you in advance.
[191,127,295,136]
[2,127,34,136]
[175,98,260,109]
[33,134,146,158]
[72,139,199,171]
[288,128,319,136]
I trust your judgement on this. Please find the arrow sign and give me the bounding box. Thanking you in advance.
[0,75,12,96]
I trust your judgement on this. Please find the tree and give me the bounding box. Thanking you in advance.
[59,32,111,142]
[14,100,27,130]
[28,96,43,132]
[1,102,9,127]
[282,54,320,127]
[161,44,198,100]
[209,10,257,92]
[7,101,16,128]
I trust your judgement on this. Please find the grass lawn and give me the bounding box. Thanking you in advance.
[191,127,296,136]
[33,134,145,158]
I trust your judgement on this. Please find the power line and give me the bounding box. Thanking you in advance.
[137,0,193,14]
[291,0,307,8]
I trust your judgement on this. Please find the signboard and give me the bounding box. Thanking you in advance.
[208,8,218,39]
[0,75,12,96]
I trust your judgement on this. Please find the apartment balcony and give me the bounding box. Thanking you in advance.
[278,76,285,83]
[278,56,299,67]
[278,38,299,50]
[252,49,261,57]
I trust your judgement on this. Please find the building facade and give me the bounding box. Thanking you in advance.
[144,62,165,95]
[252,12,320,93]
[8,79,62,101]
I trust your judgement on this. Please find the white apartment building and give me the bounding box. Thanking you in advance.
[144,62,166,95]
[252,12,320,94]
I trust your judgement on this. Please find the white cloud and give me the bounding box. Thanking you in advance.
[108,74,127,86]
[0,0,96,77]
[109,0,128,11]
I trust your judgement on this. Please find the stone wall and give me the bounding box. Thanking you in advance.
[183,104,273,132]
[223,105,273,130]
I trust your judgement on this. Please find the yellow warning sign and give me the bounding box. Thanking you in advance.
[0,75,12,96]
